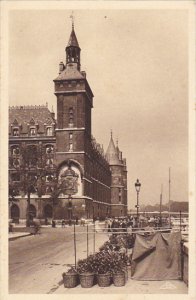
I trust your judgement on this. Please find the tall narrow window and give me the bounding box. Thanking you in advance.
[69,107,74,126]
[69,143,73,151]
[46,127,52,136]
[119,188,122,203]
[69,132,73,139]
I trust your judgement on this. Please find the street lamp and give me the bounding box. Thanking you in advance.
[135,179,141,227]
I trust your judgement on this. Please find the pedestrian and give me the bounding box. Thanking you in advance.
[75,216,78,225]
[122,220,127,232]
[111,219,115,233]
[80,217,85,226]
[108,219,111,233]
[33,220,41,235]
[52,220,56,228]
[62,219,65,228]
[105,218,108,232]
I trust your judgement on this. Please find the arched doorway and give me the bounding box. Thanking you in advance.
[29,204,36,221]
[44,204,53,218]
[11,204,20,223]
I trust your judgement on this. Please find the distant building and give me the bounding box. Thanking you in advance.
[9,24,127,222]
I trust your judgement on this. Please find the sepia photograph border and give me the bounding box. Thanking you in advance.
[0,1,195,300]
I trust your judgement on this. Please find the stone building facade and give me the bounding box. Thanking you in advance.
[8,25,127,222]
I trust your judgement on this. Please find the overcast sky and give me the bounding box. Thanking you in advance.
[9,8,189,209]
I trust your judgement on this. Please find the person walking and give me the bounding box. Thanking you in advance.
[62,219,65,228]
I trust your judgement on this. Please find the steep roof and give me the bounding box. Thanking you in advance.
[54,63,84,81]
[9,105,55,134]
[67,28,80,48]
[106,134,121,165]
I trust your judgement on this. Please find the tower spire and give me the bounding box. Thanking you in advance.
[66,14,81,71]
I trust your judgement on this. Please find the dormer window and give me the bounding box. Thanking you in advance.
[13,128,19,137]
[30,127,36,136]
[46,127,53,136]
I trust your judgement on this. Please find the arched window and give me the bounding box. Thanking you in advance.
[44,204,53,218]
[11,204,20,220]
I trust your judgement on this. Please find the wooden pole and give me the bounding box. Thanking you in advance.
[168,167,171,228]
[93,222,95,254]
[87,224,89,258]
[160,184,163,227]
[74,223,76,268]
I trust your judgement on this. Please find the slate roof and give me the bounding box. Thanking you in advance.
[9,105,55,135]
[106,134,121,165]
[54,63,84,81]
[66,28,80,48]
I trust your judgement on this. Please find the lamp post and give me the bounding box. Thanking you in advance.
[68,195,73,221]
[135,179,141,227]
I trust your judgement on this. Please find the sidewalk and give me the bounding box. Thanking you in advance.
[55,277,187,294]
[9,232,31,241]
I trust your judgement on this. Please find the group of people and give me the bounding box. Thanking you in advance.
[105,216,137,233]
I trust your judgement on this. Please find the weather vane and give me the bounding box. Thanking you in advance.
[70,11,74,29]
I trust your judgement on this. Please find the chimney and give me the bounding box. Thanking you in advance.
[59,61,65,74]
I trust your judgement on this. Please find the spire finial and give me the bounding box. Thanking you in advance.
[70,11,74,30]
[110,129,113,138]
[116,138,118,146]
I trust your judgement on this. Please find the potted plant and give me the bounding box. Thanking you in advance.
[62,266,78,288]
[94,251,112,287]
[110,251,128,287]
[76,256,95,288]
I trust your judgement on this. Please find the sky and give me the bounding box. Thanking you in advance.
[8,8,189,209]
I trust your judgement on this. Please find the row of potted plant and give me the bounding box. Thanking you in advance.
[62,250,127,288]
[62,234,132,288]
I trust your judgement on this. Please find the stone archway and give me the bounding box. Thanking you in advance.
[44,204,53,218]
[11,204,20,222]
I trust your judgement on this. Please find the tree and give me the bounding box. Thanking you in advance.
[9,143,54,226]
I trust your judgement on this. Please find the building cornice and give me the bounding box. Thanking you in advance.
[9,137,56,142]
[91,176,110,189]
[54,89,92,105]
[55,127,85,132]
[56,151,85,154]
